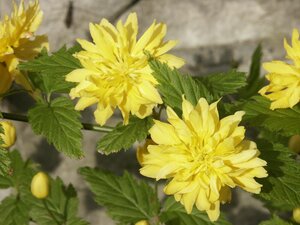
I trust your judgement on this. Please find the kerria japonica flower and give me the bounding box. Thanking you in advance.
[66,13,184,125]
[140,97,268,221]
[0,0,48,94]
[259,29,300,109]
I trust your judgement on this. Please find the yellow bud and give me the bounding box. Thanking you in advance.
[289,135,300,154]
[135,220,149,225]
[293,208,300,223]
[0,121,16,148]
[31,172,50,199]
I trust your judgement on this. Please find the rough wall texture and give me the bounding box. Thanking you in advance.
[0,0,299,224]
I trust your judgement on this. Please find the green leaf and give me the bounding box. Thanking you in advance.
[0,195,31,225]
[259,216,293,225]
[257,140,300,210]
[161,197,231,225]
[197,70,247,99]
[0,123,11,176]
[28,97,83,158]
[79,167,160,224]
[19,45,82,93]
[242,96,300,136]
[0,150,36,189]
[149,59,213,114]
[97,116,153,154]
[30,178,89,225]
[0,150,37,225]
[239,44,266,99]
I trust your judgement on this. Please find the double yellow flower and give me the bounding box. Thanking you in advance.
[0,0,48,95]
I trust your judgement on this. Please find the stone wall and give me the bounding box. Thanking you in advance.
[1,0,299,224]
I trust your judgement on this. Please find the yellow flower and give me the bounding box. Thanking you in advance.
[140,97,268,221]
[66,12,184,125]
[0,121,16,148]
[31,172,50,199]
[259,29,300,110]
[0,0,48,94]
[293,208,300,223]
[136,139,155,166]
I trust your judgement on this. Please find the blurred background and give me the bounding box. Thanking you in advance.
[1,0,299,224]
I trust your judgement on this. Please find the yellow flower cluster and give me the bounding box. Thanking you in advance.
[140,97,268,221]
[66,13,184,125]
[0,0,48,94]
[259,29,300,109]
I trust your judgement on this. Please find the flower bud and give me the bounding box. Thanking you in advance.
[289,135,300,154]
[135,220,149,225]
[31,172,50,199]
[0,121,16,148]
[293,208,300,223]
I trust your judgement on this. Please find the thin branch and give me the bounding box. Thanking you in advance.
[0,112,113,133]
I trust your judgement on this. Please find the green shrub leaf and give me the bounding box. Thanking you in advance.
[28,97,83,158]
[257,140,300,210]
[97,116,153,154]
[243,96,300,136]
[161,197,232,225]
[19,45,82,93]
[79,167,160,224]
[30,178,89,225]
[149,59,213,114]
[198,70,247,99]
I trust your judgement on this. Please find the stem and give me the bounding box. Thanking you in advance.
[43,200,61,225]
[1,112,113,133]
[0,89,30,98]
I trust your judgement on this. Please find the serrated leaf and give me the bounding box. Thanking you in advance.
[79,167,160,223]
[239,44,266,99]
[0,150,37,225]
[28,97,83,158]
[259,216,293,225]
[97,116,153,154]
[0,150,36,189]
[242,96,300,136]
[30,178,89,225]
[161,197,231,225]
[197,70,247,99]
[257,140,300,210]
[149,59,213,114]
[0,195,31,225]
[19,45,82,93]
[0,123,11,176]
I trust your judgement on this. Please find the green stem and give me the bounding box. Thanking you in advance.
[0,112,113,133]
[0,89,30,98]
[43,200,61,225]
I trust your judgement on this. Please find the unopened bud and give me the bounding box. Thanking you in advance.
[293,208,300,223]
[289,135,300,154]
[0,121,16,148]
[31,172,50,199]
[135,220,149,225]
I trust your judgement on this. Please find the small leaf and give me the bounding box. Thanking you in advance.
[242,96,300,136]
[97,116,153,154]
[149,59,213,114]
[19,45,82,93]
[257,140,300,210]
[0,123,11,176]
[79,167,160,224]
[239,44,266,99]
[161,197,231,225]
[198,70,247,99]
[28,97,83,158]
